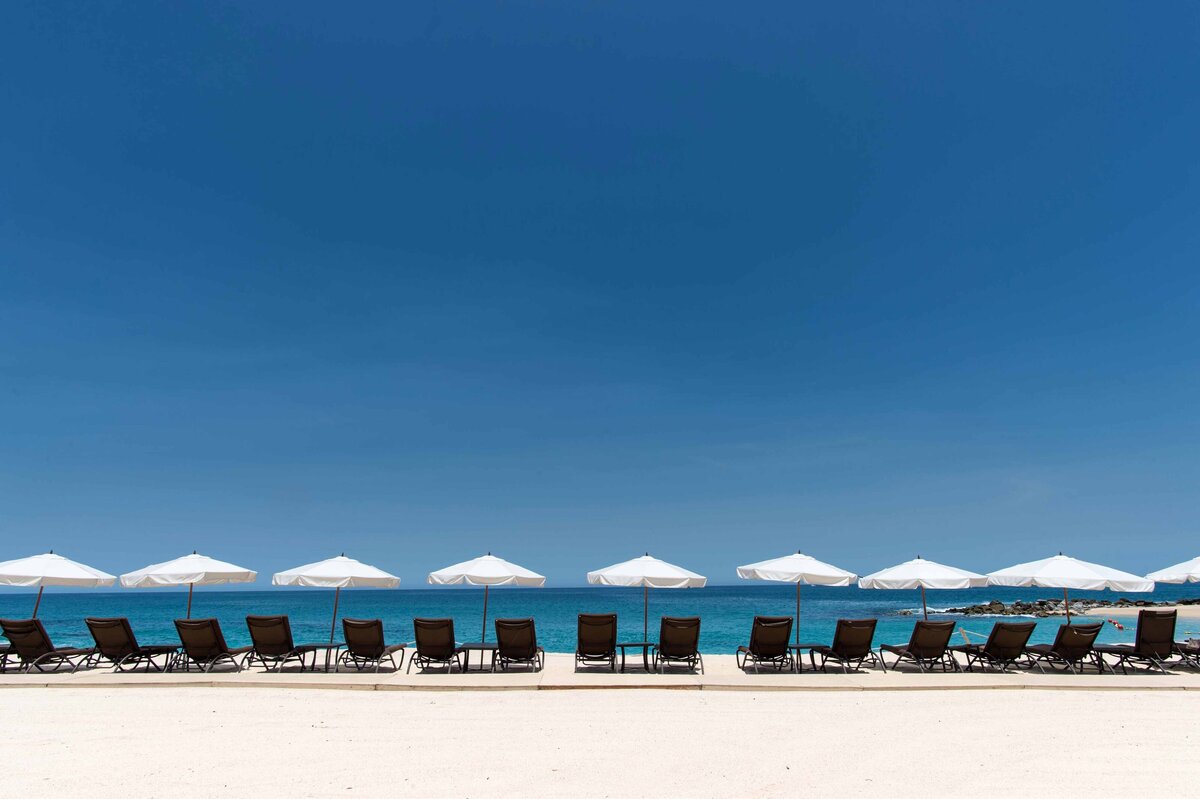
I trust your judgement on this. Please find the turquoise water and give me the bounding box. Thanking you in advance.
[3,584,1197,654]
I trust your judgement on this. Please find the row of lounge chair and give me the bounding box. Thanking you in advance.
[2,608,1196,676]
[0,615,539,675]
[735,609,1198,675]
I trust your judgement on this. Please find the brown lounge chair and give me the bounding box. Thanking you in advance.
[1023,622,1105,674]
[879,620,958,672]
[83,617,179,672]
[808,619,880,673]
[736,616,794,673]
[0,618,95,673]
[0,644,10,672]
[1176,638,1200,671]
[949,621,1036,672]
[494,618,544,672]
[172,618,252,672]
[652,616,703,673]
[244,615,323,672]
[337,618,406,673]
[407,618,464,673]
[1094,609,1178,674]
[575,613,618,672]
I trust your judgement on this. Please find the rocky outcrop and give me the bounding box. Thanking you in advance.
[936,597,1200,617]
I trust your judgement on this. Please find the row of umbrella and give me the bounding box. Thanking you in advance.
[2,551,1199,646]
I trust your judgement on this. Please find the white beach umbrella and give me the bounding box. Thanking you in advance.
[587,554,707,640]
[273,554,400,642]
[427,554,546,643]
[858,557,987,620]
[736,551,857,644]
[1146,555,1200,585]
[120,551,257,618]
[0,551,116,618]
[987,553,1154,623]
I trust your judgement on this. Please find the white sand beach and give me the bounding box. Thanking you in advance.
[6,686,1197,797]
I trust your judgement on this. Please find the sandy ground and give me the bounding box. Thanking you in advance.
[5,687,1195,797]
[1085,604,1200,618]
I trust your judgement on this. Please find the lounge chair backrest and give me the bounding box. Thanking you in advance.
[175,618,232,662]
[413,618,457,661]
[1134,610,1177,658]
[983,621,1036,660]
[1051,622,1103,661]
[907,620,956,659]
[577,613,617,657]
[245,615,297,656]
[342,618,386,659]
[495,618,538,660]
[0,618,54,661]
[85,617,138,660]
[658,616,701,658]
[831,618,877,659]
[748,616,793,658]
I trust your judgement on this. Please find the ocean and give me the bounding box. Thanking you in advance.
[3,583,1197,655]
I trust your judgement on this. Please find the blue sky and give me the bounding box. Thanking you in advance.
[2,2,1198,586]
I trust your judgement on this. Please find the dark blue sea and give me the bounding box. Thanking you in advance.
[3,584,1197,654]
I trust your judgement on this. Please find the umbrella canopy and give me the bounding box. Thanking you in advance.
[428,554,546,587]
[588,554,707,640]
[427,554,545,643]
[737,552,856,644]
[0,551,116,617]
[1146,555,1200,584]
[987,553,1153,623]
[587,554,707,589]
[736,552,856,586]
[858,557,986,620]
[274,554,400,642]
[120,551,257,618]
[274,555,400,589]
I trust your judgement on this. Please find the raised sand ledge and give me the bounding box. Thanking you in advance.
[2,653,1199,692]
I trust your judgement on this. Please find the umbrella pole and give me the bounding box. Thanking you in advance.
[921,585,928,621]
[795,582,801,645]
[330,587,341,643]
[643,584,649,641]
[32,585,44,618]
[1063,587,1071,625]
[186,583,194,619]
[482,585,490,643]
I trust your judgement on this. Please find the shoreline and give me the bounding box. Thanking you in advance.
[1084,604,1200,619]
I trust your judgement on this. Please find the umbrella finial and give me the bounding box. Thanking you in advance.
[192,550,197,555]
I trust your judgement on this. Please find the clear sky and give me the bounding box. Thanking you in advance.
[2,2,1198,586]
